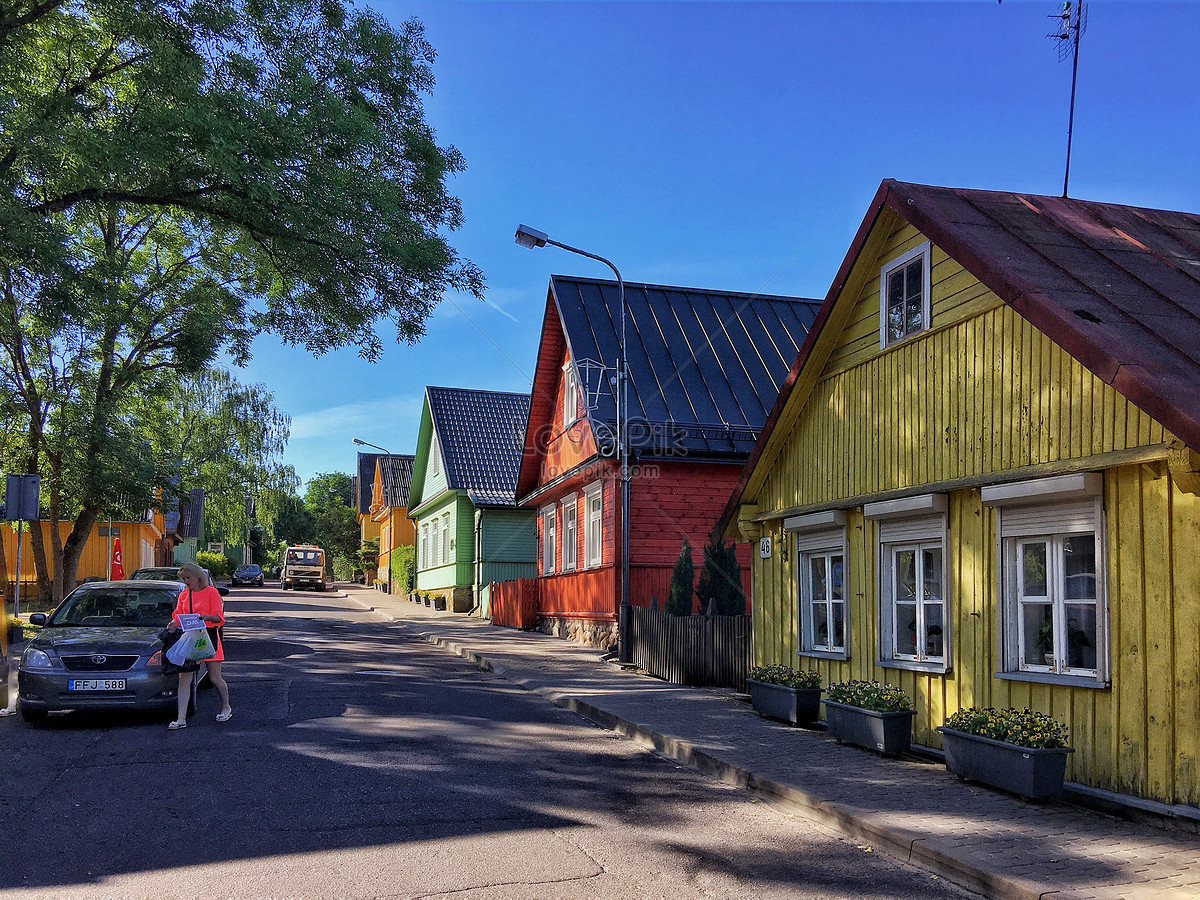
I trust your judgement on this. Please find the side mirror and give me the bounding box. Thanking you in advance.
[30,613,47,626]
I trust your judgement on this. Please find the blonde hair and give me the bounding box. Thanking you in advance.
[177,562,210,587]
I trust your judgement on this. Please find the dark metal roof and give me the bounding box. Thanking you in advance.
[719,179,1200,538]
[426,387,531,507]
[377,455,415,508]
[356,452,382,514]
[549,276,821,456]
[178,489,204,540]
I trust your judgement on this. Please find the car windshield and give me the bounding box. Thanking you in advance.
[236,565,260,574]
[47,587,179,627]
[130,568,181,581]
[286,550,321,563]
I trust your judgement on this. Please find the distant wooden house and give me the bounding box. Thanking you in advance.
[408,386,536,613]
[369,454,415,592]
[722,179,1200,806]
[354,452,383,548]
[516,276,820,646]
[3,511,167,601]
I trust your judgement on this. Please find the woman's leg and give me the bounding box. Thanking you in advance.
[207,660,231,716]
[174,670,194,725]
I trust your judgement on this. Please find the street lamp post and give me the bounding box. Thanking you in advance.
[352,437,392,455]
[514,225,632,663]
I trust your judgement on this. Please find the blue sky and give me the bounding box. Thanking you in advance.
[238,1,1200,489]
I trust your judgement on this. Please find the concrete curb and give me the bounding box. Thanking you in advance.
[419,630,1062,900]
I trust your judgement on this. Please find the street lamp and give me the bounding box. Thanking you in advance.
[352,437,392,455]
[515,224,632,663]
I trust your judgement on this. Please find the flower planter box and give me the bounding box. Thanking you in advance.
[938,727,1074,799]
[433,597,447,611]
[747,679,822,725]
[824,701,915,756]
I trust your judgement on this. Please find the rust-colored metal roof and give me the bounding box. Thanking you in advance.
[719,179,1200,537]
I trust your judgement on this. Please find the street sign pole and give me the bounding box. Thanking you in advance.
[5,474,40,619]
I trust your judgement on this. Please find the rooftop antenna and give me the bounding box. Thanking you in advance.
[1049,1,1087,197]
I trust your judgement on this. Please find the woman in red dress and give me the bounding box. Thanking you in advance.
[168,562,232,729]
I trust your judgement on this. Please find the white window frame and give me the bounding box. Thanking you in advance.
[420,523,429,569]
[541,505,557,575]
[430,434,440,476]
[441,513,451,563]
[880,241,931,348]
[865,493,950,674]
[982,473,1109,687]
[786,510,849,661]
[561,495,578,572]
[562,361,579,428]
[584,481,603,568]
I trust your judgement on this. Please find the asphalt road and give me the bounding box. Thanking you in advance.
[0,586,974,899]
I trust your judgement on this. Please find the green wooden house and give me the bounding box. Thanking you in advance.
[408,386,536,614]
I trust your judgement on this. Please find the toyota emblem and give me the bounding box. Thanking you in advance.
[91,655,107,665]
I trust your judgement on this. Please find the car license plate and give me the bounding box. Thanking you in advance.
[68,679,125,691]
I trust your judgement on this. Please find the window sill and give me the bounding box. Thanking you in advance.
[878,659,950,676]
[797,649,848,662]
[995,671,1109,690]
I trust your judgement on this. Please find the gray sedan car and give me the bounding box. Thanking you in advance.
[18,580,197,722]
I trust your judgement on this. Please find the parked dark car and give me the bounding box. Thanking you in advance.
[17,580,199,722]
[131,567,228,595]
[231,564,264,587]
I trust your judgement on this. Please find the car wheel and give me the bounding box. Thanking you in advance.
[20,707,47,723]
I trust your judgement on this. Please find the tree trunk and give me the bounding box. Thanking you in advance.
[61,506,99,596]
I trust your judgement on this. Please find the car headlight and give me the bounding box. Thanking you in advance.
[21,647,54,670]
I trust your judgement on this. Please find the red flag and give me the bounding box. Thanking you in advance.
[110,537,126,580]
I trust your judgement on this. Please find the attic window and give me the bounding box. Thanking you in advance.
[562,360,580,428]
[880,242,931,347]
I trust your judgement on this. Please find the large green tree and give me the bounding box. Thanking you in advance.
[0,1,482,600]
[303,471,357,564]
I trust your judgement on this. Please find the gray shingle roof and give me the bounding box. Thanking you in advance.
[378,455,415,508]
[426,387,531,507]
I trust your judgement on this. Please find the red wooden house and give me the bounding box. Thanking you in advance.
[515,275,820,646]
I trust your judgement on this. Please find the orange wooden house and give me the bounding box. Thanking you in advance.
[514,276,820,647]
[368,454,415,591]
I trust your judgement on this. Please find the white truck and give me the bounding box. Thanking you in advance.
[281,544,327,592]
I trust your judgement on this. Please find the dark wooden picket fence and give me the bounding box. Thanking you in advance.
[628,606,751,692]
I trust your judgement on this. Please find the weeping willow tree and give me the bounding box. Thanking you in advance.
[142,368,295,553]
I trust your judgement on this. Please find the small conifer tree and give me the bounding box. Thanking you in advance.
[665,538,694,616]
[696,535,746,616]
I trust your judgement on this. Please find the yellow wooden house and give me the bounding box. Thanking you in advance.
[721,179,1200,807]
[3,514,169,602]
[368,454,415,592]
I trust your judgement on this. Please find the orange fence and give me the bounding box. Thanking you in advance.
[490,578,537,629]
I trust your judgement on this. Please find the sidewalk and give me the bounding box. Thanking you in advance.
[335,584,1200,900]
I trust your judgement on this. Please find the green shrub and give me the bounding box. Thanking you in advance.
[696,536,745,616]
[747,664,821,690]
[390,545,415,594]
[943,707,1070,749]
[665,538,694,616]
[826,680,912,712]
[196,551,230,579]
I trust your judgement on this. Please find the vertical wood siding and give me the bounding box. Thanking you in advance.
[748,218,1196,805]
[3,521,161,598]
[762,304,1164,510]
